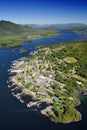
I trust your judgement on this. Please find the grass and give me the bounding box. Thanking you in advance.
[6,41,22,48]
[24,82,32,88]
[64,57,77,63]
[0,29,58,48]
[73,75,86,82]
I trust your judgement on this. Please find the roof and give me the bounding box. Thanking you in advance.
[39,75,46,79]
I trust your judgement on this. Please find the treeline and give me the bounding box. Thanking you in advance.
[66,26,87,31]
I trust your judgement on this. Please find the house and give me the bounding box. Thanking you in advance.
[41,71,48,76]
[36,92,46,96]
[39,75,46,80]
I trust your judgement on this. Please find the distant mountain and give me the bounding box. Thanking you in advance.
[24,24,40,28]
[27,23,87,29]
[0,20,87,37]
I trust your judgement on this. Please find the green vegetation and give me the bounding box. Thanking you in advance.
[10,40,87,123]
[74,75,86,82]
[6,41,22,48]
[64,57,77,63]
[20,48,27,53]
[24,82,32,88]
[0,20,58,48]
[67,26,87,31]
[17,76,24,83]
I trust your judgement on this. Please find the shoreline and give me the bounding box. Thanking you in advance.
[8,81,83,124]
[27,32,60,40]
[0,32,60,49]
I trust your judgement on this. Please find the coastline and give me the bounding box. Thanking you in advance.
[27,32,60,40]
[8,78,83,124]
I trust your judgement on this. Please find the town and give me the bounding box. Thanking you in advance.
[9,41,87,123]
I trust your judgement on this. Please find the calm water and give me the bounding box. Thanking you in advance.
[0,30,87,130]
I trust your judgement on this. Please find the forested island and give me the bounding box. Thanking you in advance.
[9,41,87,123]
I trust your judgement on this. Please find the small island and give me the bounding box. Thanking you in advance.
[19,48,27,53]
[8,41,87,123]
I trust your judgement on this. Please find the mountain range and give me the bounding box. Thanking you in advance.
[0,20,87,37]
[26,23,87,29]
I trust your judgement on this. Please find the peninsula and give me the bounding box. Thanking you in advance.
[8,41,87,123]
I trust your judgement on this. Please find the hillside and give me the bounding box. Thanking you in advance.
[0,20,58,48]
[0,20,58,37]
[0,20,31,36]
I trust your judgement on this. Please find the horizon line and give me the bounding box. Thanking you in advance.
[0,19,87,25]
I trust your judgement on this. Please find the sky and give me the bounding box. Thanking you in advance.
[0,0,87,24]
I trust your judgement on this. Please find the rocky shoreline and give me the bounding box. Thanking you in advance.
[7,74,86,124]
